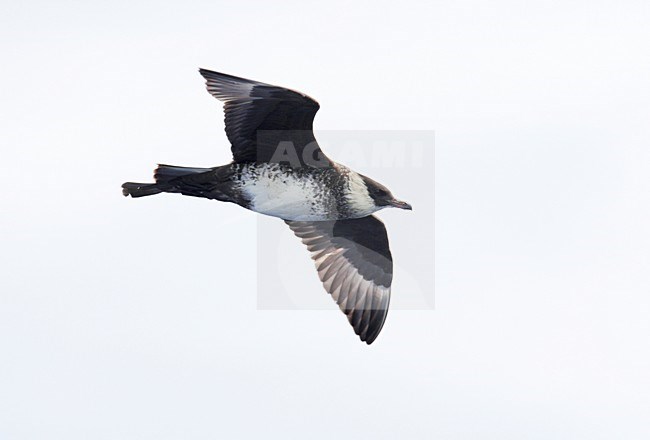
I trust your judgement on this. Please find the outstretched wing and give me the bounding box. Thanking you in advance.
[286,216,393,344]
[199,68,327,166]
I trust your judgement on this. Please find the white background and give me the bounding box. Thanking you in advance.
[1,1,649,439]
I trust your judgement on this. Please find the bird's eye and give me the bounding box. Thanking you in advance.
[376,188,388,197]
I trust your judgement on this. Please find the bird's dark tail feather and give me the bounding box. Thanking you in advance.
[122,164,213,198]
[122,182,164,198]
[154,164,212,184]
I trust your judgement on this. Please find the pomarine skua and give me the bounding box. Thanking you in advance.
[122,68,412,344]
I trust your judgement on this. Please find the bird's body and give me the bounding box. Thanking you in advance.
[149,162,379,221]
[122,69,411,344]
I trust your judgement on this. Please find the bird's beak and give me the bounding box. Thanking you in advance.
[389,199,412,210]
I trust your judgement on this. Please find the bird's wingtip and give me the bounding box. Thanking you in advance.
[362,334,378,345]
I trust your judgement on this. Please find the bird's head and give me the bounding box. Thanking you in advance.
[362,175,412,211]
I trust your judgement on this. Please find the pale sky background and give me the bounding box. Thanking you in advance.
[1,0,650,439]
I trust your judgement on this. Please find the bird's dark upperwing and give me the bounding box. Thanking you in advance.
[286,216,393,344]
[199,68,327,166]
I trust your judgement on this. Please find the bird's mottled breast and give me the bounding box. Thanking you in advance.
[230,163,372,221]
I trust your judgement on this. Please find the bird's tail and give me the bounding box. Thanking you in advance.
[121,182,164,198]
[122,164,212,198]
[153,164,212,184]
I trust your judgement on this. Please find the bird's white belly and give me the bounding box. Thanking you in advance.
[241,171,330,221]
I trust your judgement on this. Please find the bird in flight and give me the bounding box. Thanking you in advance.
[122,69,411,344]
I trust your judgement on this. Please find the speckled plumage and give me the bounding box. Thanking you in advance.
[227,162,376,221]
